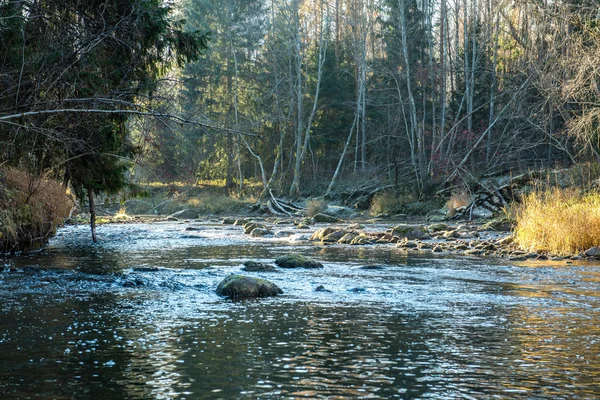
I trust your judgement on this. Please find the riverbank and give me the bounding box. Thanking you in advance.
[64,207,600,264]
[0,168,73,253]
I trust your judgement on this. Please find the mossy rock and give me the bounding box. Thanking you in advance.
[338,232,358,244]
[250,228,273,237]
[243,222,267,234]
[427,223,449,232]
[313,213,342,223]
[242,261,278,272]
[310,227,338,241]
[389,224,431,240]
[481,218,513,232]
[350,235,373,245]
[216,274,283,298]
[321,230,349,242]
[275,253,324,269]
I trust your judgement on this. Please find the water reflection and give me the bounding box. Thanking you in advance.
[1,221,600,398]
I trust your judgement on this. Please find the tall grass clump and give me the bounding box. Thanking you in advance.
[445,190,471,217]
[369,192,408,216]
[0,168,73,252]
[305,198,327,217]
[514,188,600,255]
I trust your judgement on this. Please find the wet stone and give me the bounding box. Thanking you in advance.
[250,228,273,237]
[122,277,148,287]
[348,287,366,293]
[275,253,324,269]
[132,267,161,272]
[359,265,385,270]
[584,246,600,258]
[216,274,283,299]
[313,213,342,223]
[242,261,278,272]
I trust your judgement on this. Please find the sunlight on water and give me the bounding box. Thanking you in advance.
[1,221,600,398]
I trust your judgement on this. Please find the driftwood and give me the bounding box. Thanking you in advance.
[452,171,542,219]
[266,190,304,217]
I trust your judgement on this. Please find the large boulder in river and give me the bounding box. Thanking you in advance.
[216,275,283,298]
[275,253,324,269]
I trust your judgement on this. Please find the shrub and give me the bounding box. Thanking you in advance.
[0,168,73,252]
[369,192,410,216]
[514,188,600,255]
[445,191,471,217]
[305,198,327,217]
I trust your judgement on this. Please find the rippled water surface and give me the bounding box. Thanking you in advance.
[2,221,600,399]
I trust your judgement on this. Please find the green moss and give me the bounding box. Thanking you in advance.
[275,253,324,269]
[216,274,283,298]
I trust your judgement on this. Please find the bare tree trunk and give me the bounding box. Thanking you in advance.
[289,0,327,196]
[326,111,359,195]
[487,10,499,164]
[87,186,97,243]
[399,0,423,193]
[289,0,304,197]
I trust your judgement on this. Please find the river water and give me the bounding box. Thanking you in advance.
[1,220,600,399]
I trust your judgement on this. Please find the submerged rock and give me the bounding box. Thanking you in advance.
[242,261,278,272]
[275,253,324,269]
[216,275,283,298]
[132,267,161,272]
[348,287,367,293]
[168,209,200,220]
[122,277,148,287]
[481,218,513,232]
[584,246,600,258]
[313,213,342,223]
[359,265,385,270]
[250,228,273,237]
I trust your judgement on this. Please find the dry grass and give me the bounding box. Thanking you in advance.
[514,188,600,255]
[0,168,73,252]
[445,191,472,217]
[369,192,413,216]
[305,198,328,217]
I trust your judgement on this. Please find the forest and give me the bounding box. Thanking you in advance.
[1,0,600,242]
[4,3,600,397]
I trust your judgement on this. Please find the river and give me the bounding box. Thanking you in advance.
[1,220,600,399]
